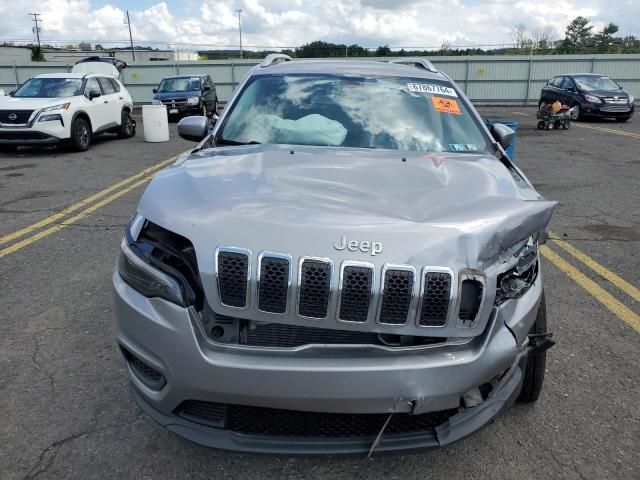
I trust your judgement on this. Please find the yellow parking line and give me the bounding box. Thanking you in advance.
[540,245,640,334]
[572,123,640,139]
[549,232,640,302]
[0,175,153,258]
[0,155,178,246]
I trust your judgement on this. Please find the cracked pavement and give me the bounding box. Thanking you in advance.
[1,110,639,479]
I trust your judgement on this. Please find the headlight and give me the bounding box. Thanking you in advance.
[42,103,70,112]
[117,215,202,308]
[186,96,200,106]
[151,99,162,105]
[495,237,539,305]
[584,94,601,104]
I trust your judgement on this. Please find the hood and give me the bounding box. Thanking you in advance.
[0,96,73,110]
[153,90,200,101]
[139,144,556,274]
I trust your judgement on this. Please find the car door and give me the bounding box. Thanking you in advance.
[560,76,579,106]
[96,77,121,128]
[82,77,109,132]
[545,76,563,104]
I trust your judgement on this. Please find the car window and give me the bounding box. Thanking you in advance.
[573,75,621,92]
[13,77,83,98]
[218,74,490,153]
[97,77,116,94]
[109,78,121,93]
[158,77,201,92]
[85,78,101,95]
[560,77,575,90]
[551,77,564,88]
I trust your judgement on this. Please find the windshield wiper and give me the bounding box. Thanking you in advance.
[216,138,261,146]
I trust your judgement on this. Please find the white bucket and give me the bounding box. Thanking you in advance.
[142,105,170,142]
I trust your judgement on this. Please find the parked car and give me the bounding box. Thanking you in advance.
[114,55,556,454]
[152,75,218,120]
[0,72,135,152]
[539,73,634,122]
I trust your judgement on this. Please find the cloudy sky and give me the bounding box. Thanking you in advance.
[1,0,639,51]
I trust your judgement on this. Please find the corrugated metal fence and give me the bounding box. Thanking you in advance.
[1,54,639,106]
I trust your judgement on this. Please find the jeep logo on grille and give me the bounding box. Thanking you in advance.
[8,113,17,121]
[333,235,383,256]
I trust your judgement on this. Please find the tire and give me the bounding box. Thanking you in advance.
[615,116,630,123]
[562,121,570,130]
[538,101,546,111]
[570,104,581,120]
[553,120,562,130]
[0,144,18,153]
[118,110,135,139]
[71,117,92,152]
[537,121,546,130]
[518,293,548,403]
[545,122,553,130]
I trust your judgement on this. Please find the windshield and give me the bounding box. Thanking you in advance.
[158,77,201,92]
[217,74,490,152]
[574,75,621,92]
[13,77,83,98]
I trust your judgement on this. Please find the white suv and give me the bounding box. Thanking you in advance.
[0,72,134,152]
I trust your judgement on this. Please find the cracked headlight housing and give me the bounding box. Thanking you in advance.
[186,96,200,106]
[495,237,539,305]
[117,215,203,308]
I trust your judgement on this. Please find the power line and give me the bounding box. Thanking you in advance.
[236,9,243,59]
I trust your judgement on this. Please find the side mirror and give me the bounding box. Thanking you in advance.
[491,123,515,150]
[87,90,101,100]
[177,116,209,142]
[152,88,158,94]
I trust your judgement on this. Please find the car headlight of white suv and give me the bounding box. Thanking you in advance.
[38,103,71,122]
[186,96,200,106]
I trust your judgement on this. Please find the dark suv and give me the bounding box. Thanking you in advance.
[539,73,634,122]
[152,75,218,120]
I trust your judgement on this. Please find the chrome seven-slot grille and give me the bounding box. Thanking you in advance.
[215,248,484,328]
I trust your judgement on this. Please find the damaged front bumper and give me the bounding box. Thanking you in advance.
[113,269,543,454]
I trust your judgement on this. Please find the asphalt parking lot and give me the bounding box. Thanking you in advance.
[1,109,638,480]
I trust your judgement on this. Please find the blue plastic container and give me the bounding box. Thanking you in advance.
[484,120,518,160]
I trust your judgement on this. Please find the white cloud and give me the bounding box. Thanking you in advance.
[0,0,638,51]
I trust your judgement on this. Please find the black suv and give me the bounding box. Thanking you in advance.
[539,74,634,122]
[152,75,218,120]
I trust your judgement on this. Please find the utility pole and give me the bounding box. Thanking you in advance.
[236,9,243,59]
[126,10,135,61]
[28,13,42,49]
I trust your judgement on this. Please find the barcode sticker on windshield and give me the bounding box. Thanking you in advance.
[407,83,458,97]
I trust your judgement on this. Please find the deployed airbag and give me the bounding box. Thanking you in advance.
[246,114,347,146]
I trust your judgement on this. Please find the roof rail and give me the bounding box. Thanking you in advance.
[388,58,438,73]
[260,53,292,68]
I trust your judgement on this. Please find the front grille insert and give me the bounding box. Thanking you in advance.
[298,259,332,318]
[216,249,250,308]
[257,254,290,314]
[419,271,452,327]
[338,263,374,323]
[177,400,458,438]
[0,110,34,124]
[237,320,446,348]
[459,278,484,322]
[378,267,415,325]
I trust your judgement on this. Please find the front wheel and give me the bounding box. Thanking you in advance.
[615,116,630,123]
[570,104,581,120]
[71,117,92,152]
[518,293,548,403]
[537,120,546,130]
[118,110,135,139]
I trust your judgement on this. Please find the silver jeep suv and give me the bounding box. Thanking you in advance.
[113,55,556,454]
